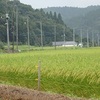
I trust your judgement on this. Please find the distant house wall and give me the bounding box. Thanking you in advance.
[52,41,77,47]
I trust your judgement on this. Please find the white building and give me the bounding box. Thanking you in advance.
[52,41,77,47]
[78,43,83,47]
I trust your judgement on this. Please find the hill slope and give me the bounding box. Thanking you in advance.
[44,6,100,29]
[44,6,100,46]
[0,0,72,46]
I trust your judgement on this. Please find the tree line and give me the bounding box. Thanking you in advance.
[0,0,73,50]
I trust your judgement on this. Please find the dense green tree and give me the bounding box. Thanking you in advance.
[0,0,73,46]
[49,11,53,19]
[53,12,57,20]
[58,13,63,24]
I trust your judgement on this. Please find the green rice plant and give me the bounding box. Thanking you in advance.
[0,47,100,98]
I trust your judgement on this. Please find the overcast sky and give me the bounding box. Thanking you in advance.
[20,0,100,9]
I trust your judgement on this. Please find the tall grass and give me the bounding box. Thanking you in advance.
[0,48,100,98]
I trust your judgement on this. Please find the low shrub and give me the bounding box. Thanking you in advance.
[0,41,4,49]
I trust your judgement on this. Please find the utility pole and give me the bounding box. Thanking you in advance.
[27,17,30,50]
[73,28,75,42]
[97,33,100,46]
[92,30,94,47]
[12,2,15,53]
[54,25,56,50]
[63,26,66,43]
[16,6,18,51]
[6,0,10,53]
[6,14,10,53]
[40,21,43,49]
[80,29,83,45]
[38,60,41,91]
[87,29,89,48]
[12,12,15,52]
[73,28,75,48]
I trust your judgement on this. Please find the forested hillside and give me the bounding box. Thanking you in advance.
[44,6,100,20]
[0,0,72,47]
[67,8,100,30]
[44,6,100,46]
[44,6,100,29]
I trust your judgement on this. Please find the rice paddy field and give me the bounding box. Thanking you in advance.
[0,47,100,99]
